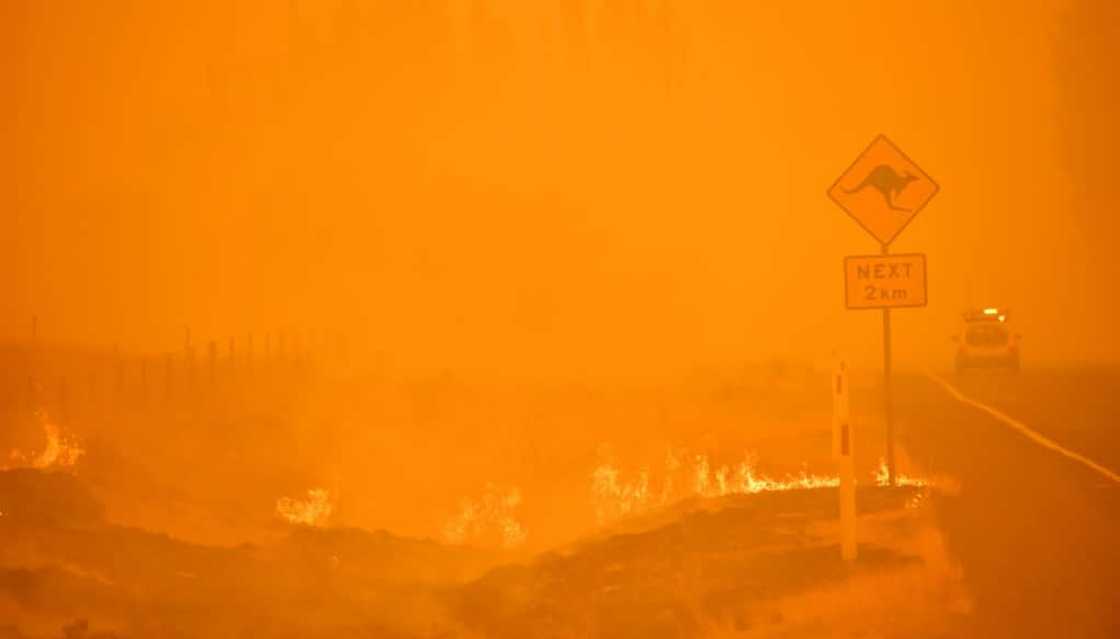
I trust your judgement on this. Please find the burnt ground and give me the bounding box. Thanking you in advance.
[1,366,1117,637]
[451,486,943,638]
[1,471,945,639]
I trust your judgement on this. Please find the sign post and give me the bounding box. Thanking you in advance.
[828,135,938,485]
[880,245,895,488]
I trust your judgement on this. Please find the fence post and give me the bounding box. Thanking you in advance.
[833,359,858,562]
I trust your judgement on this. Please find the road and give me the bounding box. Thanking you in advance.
[895,368,1120,638]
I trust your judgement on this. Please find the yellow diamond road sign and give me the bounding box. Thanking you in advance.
[828,135,939,247]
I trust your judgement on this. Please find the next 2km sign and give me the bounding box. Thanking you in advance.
[844,253,927,309]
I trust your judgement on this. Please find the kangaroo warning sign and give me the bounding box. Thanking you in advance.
[828,135,939,247]
[844,253,927,309]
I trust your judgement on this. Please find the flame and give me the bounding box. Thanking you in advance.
[443,484,527,549]
[592,464,652,524]
[874,458,929,488]
[276,488,333,527]
[700,452,839,497]
[592,452,841,525]
[3,410,85,471]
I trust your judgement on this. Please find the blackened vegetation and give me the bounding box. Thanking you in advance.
[452,487,923,638]
[0,467,929,638]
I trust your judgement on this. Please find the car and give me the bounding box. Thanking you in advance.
[954,307,1021,372]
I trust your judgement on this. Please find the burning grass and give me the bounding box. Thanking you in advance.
[593,451,838,526]
[2,410,84,472]
[592,451,933,527]
[875,457,929,488]
[443,484,527,549]
[275,488,334,527]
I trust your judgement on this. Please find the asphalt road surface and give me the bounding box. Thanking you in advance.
[896,368,1120,638]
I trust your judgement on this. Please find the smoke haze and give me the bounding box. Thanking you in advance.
[1,1,1115,371]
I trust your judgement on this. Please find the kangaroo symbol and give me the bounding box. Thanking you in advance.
[843,164,918,212]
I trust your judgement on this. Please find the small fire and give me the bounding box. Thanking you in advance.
[3,410,85,471]
[591,464,652,523]
[276,488,333,527]
[443,484,527,549]
[874,458,929,488]
[592,452,841,525]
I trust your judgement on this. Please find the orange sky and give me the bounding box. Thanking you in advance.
[3,0,1116,376]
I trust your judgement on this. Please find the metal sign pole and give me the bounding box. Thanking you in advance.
[880,242,896,486]
[828,134,939,490]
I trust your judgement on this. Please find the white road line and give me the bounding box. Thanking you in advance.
[926,372,1120,485]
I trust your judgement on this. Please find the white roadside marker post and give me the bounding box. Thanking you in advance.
[833,360,858,561]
